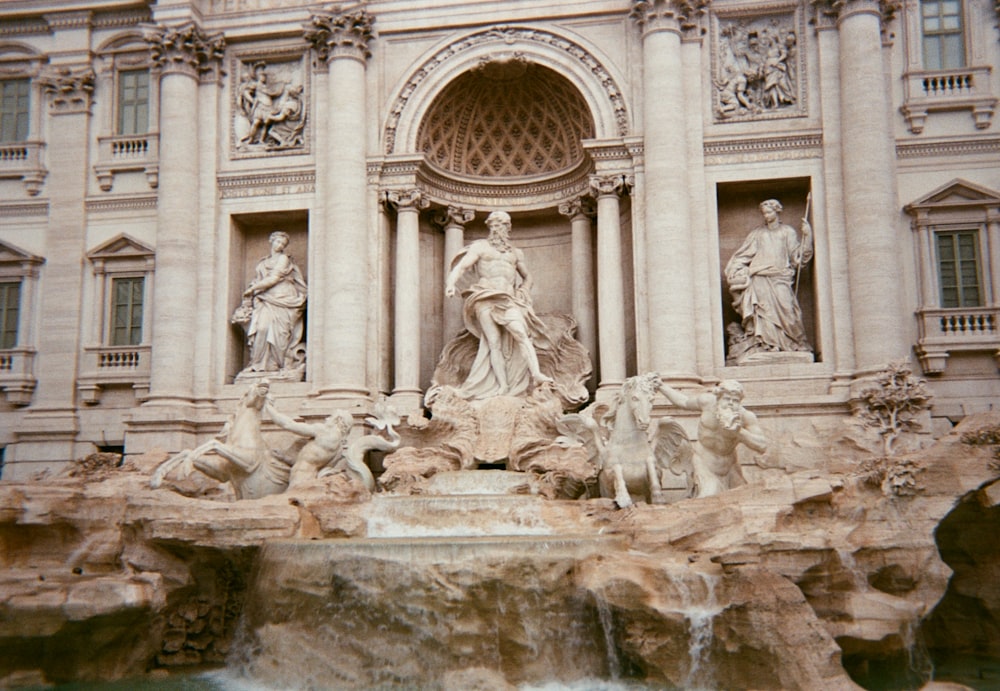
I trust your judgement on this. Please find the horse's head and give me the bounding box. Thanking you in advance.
[241,379,271,410]
[621,374,658,431]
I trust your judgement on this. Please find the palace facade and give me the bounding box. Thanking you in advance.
[0,0,998,478]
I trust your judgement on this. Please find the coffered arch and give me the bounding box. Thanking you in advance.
[383,24,630,157]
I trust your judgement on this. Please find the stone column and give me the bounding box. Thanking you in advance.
[15,59,95,473]
[435,206,475,343]
[384,189,429,410]
[590,175,628,390]
[828,0,909,370]
[305,8,375,400]
[144,23,224,406]
[629,0,705,380]
[558,196,597,385]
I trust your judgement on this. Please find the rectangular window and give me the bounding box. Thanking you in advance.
[111,276,144,346]
[0,281,20,349]
[922,0,965,70]
[936,230,982,308]
[0,79,30,143]
[117,70,149,136]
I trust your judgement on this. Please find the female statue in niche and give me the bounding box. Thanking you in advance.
[724,198,813,364]
[233,230,307,382]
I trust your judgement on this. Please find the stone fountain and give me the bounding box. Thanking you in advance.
[2,215,1000,690]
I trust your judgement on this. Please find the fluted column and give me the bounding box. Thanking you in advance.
[144,23,224,404]
[435,205,475,342]
[590,175,628,390]
[558,196,597,386]
[16,60,95,472]
[384,189,429,409]
[630,0,705,380]
[828,0,909,369]
[305,8,375,399]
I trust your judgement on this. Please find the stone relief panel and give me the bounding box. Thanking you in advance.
[710,7,806,122]
[231,54,308,157]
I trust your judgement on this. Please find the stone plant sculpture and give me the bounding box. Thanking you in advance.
[557,373,692,508]
[151,380,292,500]
[855,360,931,457]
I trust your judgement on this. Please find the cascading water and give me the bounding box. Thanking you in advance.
[668,570,721,689]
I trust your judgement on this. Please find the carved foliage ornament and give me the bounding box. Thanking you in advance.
[144,22,226,77]
[810,0,902,26]
[38,65,95,114]
[303,6,375,62]
[629,0,711,33]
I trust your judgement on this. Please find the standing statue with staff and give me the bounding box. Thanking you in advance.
[724,196,814,364]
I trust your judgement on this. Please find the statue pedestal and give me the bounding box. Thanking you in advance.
[733,351,814,367]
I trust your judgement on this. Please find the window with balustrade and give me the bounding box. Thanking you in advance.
[0,239,43,406]
[0,79,30,143]
[901,0,995,133]
[94,34,159,192]
[906,180,1000,375]
[79,234,154,404]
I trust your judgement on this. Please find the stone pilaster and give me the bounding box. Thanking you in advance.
[305,7,375,400]
[823,0,909,371]
[558,196,597,388]
[589,175,628,390]
[15,63,95,472]
[629,0,707,381]
[384,189,429,410]
[435,205,475,343]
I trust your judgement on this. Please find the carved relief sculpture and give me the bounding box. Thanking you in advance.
[234,60,306,151]
[713,13,802,121]
[233,231,307,382]
[724,198,814,364]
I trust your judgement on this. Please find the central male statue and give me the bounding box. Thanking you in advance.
[445,211,554,399]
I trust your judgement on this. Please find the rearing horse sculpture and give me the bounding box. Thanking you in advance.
[150,380,292,499]
[557,373,692,508]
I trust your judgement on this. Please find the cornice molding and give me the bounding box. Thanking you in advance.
[0,201,48,218]
[703,132,823,162]
[896,136,1000,159]
[217,169,315,199]
[85,194,158,213]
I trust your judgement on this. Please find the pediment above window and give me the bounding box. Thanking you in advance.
[905,178,1000,213]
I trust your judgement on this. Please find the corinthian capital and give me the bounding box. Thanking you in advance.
[812,0,901,26]
[589,174,628,199]
[304,6,375,64]
[39,65,95,115]
[629,0,710,35]
[558,196,596,220]
[145,22,226,79]
[383,189,429,212]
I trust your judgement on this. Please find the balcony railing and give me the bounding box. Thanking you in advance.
[915,306,1000,374]
[94,133,160,192]
[902,66,997,133]
[78,344,151,403]
[0,347,36,406]
[0,141,46,195]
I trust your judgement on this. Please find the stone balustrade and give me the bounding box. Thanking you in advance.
[0,346,36,405]
[77,344,152,404]
[915,306,1000,374]
[94,133,160,191]
[0,141,46,195]
[902,66,997,133]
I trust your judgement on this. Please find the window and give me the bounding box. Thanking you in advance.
[117,69,149,135]
[0,78,30,143]
[110,276,144,345]
[0,281,19,349]
[935,230,981,308]
[921,0,964,70]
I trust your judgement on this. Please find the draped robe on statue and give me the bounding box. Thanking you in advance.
[724,222,812,354]
[246,253,307,372]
